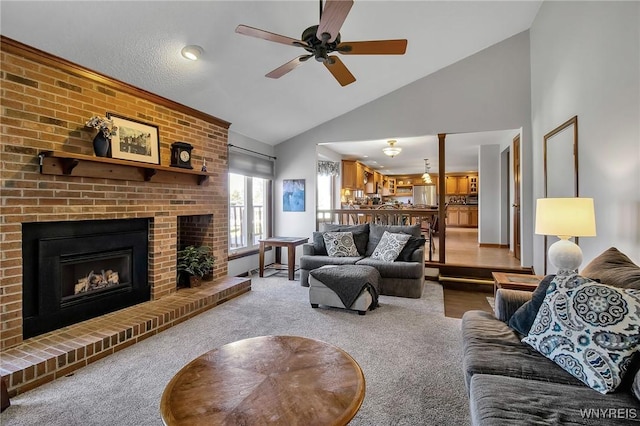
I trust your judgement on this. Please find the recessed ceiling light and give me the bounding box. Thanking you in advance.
[181,45,203,61]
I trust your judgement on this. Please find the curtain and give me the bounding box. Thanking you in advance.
[317,160,339,176]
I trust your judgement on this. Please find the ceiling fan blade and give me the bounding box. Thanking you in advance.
[337,39,408,55]
[317,0,354,43]
[235,25,309,48]
[265,55,312,79]
[324,56,356,87]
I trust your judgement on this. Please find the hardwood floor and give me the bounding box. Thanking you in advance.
[426,227,521,268]
[442,287,493,319]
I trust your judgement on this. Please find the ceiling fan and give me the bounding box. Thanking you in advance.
[235,0,407,87]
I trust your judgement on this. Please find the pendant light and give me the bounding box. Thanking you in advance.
[422,159,433,183]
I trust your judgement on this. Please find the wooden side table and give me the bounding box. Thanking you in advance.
[160,335,365,426]
[492,272,543,296]
[259,237,308,280]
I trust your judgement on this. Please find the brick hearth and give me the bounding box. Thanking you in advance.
[1,276,250,397]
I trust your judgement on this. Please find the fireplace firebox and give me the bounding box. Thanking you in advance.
[22,219,150,339]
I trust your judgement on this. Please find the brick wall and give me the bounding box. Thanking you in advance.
[0,37,230,350]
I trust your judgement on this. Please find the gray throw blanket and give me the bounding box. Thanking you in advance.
[310,265,380,310]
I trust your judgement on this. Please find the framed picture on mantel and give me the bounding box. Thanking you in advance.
[108,113,160,165]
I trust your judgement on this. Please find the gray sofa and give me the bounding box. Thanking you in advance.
[299,223,425,298]
[462,247,640,425]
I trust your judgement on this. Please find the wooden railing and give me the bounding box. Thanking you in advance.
[316,208,441,260]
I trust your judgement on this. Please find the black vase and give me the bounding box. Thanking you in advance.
[93,133,110,157]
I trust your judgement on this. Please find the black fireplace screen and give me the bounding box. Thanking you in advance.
[22,218,150,339]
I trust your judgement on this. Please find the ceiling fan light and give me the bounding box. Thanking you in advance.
[181,45,203,61]
[383,140,402,158]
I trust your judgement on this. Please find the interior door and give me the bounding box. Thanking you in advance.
[512,135,521,261]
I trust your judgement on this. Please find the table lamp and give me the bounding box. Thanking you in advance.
[535,197,596,274]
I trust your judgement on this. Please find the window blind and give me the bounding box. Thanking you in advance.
[228,148,275,179]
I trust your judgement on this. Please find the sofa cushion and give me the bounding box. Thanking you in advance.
[355,257,423,279]
[461,310,585,389]
[396,236,426,262]
[581,247,640,290]
[365,223,421,256]
[508,274,556,335]
[300,255,361,270]
[312,232,328,255]
[469,374,640,426]
[522,274,640,394]
[322,232,359,257]
[321,223,369,255]
[370,231,411,262]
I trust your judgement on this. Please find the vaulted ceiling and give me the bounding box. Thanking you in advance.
[1,0,542,152]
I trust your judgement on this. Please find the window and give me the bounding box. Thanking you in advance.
[228,147,275,255]
[317,173,334,222]
[229,174,270,253]
[316,160,339,222]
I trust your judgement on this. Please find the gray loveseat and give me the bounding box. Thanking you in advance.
[299,223,425,298]
[462,247,640,425]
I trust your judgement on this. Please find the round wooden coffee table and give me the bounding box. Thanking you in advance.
[160,335,366,425]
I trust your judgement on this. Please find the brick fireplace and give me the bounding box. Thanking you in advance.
[0,37,231,351]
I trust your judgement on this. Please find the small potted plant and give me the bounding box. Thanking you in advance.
[85,115,118,157]
[177,245,215,288]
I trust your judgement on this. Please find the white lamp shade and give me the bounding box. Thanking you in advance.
[535,198,596,238]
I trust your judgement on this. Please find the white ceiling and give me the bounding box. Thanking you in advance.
[1,0,542,151]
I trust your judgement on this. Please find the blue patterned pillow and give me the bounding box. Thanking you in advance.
[522,274,640,394]
[322,232,359,257]
[370,231,411,262]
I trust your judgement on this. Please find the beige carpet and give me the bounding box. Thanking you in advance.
[1,275,471,426]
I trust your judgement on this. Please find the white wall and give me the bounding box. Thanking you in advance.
[275,31,534,266]
[478,144,501,244]
[530,1,640,271]
[227,131,277,277]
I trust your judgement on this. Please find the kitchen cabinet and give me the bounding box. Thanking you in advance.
[470,206,478,227]
[342,160,365,190]
[469,175,478,194]
[341,160,357,189]
[446,206,460,226]
[446,176,468,195]
[373,171,382,186]
[355,163,365,190]
[446,205,478,228]
[445,174,479,195]
[385,178,396,195]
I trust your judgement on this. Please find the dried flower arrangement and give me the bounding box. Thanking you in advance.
[85,116,118,139]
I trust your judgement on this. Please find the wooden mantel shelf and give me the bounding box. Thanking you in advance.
[39,151,214,185]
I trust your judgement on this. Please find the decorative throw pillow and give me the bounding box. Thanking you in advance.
[321,223,369,255]
[508,274,556,335]
[370,231,411,262]
[322,232,359,257]
[396,235,426,262]
[581,247,640,290]
[365,223,421,256]
[522,274,640,394]
[312,231,328,255]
